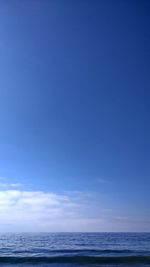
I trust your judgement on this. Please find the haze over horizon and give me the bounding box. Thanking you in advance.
[0,0,150,232]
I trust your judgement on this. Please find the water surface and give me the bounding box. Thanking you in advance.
[0,233,150,266]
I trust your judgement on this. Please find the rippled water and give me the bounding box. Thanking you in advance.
[0,232,150,266]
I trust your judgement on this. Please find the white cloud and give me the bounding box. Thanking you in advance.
[0,178,23,189]
[0,190,87,231]
[0,189,149,232]
[0,189,114,232]
[9,183,23,187]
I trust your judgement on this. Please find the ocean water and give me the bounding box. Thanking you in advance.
[0,233,149,266]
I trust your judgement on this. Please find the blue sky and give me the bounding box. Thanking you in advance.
[0,0,150,231]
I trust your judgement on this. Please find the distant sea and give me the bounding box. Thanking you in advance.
[0,233,150,266]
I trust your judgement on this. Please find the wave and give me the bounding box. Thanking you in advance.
[0,255,149,264]
[12,248,134,254]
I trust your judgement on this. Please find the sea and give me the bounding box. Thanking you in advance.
[0,233,149,267]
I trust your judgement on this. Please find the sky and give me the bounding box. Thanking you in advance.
[0,0,150,232]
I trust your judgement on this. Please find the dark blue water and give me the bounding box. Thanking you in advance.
[0,233,150,266]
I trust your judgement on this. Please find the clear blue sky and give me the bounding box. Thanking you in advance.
[0,0,150,232]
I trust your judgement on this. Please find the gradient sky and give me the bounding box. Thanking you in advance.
[0,0,150,232]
